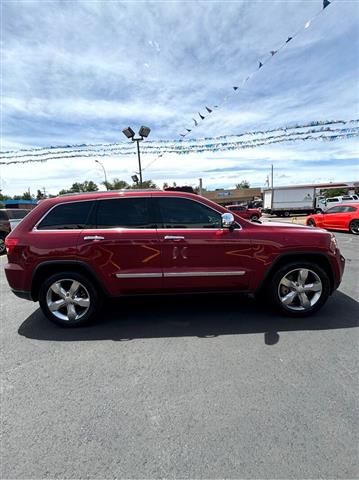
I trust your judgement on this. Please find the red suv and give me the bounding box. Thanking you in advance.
[226,204,262,221]
[4,190,345,326]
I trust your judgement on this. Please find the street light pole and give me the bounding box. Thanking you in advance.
[122,126,151,188]
[135,138,143,186]
[95,160,108,189]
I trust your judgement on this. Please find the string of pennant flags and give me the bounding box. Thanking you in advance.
[1,119,358,166]
[177,0,335,138]
[1,118,356,159]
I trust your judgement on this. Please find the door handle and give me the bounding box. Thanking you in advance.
[83,235,105,241]
[164,235,185,241]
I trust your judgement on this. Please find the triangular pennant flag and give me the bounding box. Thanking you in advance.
[233,86,239,91]
[323,0,330,8]
[192,118,198,126]
[179,133,186,137]
[305,20,311,29]
[270,50,277,56]
[186,129,191,132]
[205,106,212,113]
[286,36,293,43]
[198,112,205,120]
[213,105,219,108]
[258,61,263,69]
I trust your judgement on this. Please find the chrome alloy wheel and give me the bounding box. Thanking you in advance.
[46,279,90,322]
[278,268,322,312]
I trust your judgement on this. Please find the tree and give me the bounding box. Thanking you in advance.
[104,178,130,190]
[324,188,347,198]
[58,180,99,195]
[162,182,169,189]
[131,180,157,189]
[36,189,45,200]
[236,180,250,189]
[0,190,11,202]
[12,192,34,200]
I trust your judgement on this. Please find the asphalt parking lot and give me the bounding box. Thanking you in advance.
[1,231,358,479]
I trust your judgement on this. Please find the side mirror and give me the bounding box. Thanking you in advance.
[221,212,235,230]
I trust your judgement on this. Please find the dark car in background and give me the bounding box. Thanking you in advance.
[0,209,30,254]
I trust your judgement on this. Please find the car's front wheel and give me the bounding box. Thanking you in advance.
[349,220,359,235]
[269,262,330,317]
[39,272,101,327]
[250,214,259,221]
[307,219,316,227]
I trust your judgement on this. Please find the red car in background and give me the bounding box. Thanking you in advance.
[307,203,359,235]
[226,204,262,221]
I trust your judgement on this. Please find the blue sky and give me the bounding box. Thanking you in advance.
[1,0,358,195]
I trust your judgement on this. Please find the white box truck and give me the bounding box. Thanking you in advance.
[263,186,326,217]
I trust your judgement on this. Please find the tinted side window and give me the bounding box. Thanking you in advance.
[37,201,94,229]
[96,198,154,228]
[343,206,357,212]
[326,206,343,214]
[157,197,221,228]
[7,210,28,219]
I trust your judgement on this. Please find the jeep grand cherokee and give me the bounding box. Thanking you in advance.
[4,190,345,326]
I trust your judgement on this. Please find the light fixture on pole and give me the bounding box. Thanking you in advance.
[122,125,151,187]
[95,159,108,189]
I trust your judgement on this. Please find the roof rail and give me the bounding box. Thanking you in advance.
[58,188,161,197]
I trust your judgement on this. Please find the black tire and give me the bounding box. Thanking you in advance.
[39,271,101,327]
[349,219,359,235]
[307,219,316,227]
[283,211,290,218]
[315,209,323,214]
[250,215,259,221]
[0,235,6,255]
[268,262,330,317]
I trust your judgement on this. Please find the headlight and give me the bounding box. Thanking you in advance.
[330,234,338,253]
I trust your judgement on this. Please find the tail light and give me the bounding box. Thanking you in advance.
[5,237,19,255]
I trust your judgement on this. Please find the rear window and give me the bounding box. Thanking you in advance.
[96,198,154,228]
[0,210,8,221]
[37,201,94,230]
[6,209,29,219]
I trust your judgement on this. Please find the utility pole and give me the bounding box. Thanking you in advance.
[271,164,274,189]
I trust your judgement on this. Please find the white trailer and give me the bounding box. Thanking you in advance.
[263,186,326,216]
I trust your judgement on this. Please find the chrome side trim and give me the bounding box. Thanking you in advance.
[115,273,162,278]
[164,271,246,277]
[115,271,246,279]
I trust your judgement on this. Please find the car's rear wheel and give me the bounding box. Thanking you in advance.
[39,272,101,327]
[250,214,259,221]
[349,220,359,235]
[307,219,316,227]
[283,211,290,217]
[269,262,330,317]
